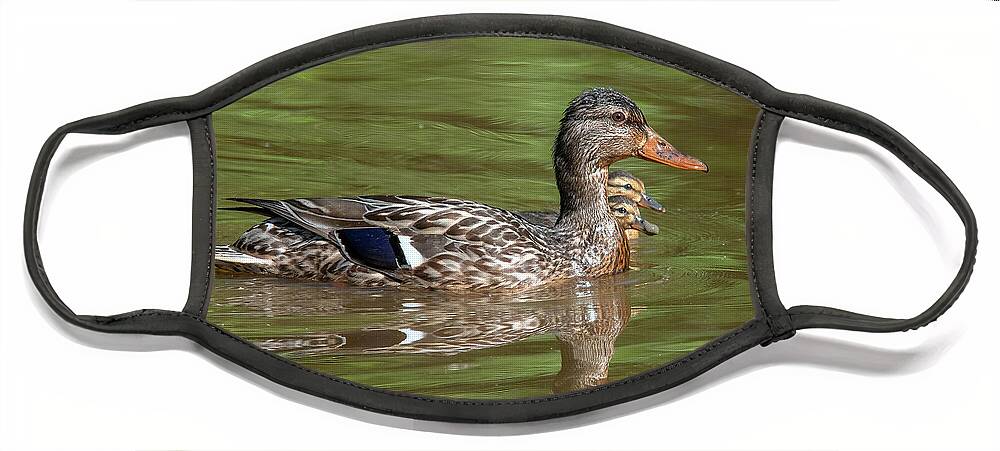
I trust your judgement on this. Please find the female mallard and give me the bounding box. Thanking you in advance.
[217,195,659,282]
[220,87,707,290]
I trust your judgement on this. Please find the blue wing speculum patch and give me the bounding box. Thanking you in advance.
[334,227,409,270]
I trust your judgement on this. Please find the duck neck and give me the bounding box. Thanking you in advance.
[554,161,611,231]
[550,129,631,275]
[552,139,615,233]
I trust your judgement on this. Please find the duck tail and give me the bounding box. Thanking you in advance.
[213,245,274,273]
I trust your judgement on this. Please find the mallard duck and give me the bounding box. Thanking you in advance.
[216,195,658,284]
[220,87,707,290]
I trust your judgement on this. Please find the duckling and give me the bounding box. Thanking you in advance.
[518,170,663,239]
[608,195,660,237]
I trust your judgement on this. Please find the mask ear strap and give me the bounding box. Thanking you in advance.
[24,102,210,335]
[764,96,978,333]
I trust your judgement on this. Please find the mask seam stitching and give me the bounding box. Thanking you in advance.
[200,119,214,318]
[748,113,775,336]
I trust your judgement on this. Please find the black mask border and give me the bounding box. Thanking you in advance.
[23,13,977,423]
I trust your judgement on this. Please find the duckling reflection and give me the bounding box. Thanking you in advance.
[247,275,633,394]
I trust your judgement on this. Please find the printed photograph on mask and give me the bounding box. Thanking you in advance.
[207,37,759,399]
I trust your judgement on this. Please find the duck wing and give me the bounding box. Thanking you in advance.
[229,197,373,238]
[230,196,552,289]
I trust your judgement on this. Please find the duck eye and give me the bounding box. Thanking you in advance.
[615,207,627,214]
[611,111,626,123]
[624,183,634,191]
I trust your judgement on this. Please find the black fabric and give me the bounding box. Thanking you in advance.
[747,111,794,345]
[182,117,215,318]
[23,13,976,423]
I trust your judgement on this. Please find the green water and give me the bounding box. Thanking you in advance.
[207,37,759,399]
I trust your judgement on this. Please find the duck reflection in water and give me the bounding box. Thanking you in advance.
[221,274,635,394]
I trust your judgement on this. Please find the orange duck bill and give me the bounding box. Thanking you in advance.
[638,126,709,172]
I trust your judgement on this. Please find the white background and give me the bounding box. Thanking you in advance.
[1,1,997,450]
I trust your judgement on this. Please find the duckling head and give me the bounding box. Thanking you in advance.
[607,170,665,213]
[608,195,659,236]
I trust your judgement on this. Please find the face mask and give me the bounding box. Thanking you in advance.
[25,14,977,423]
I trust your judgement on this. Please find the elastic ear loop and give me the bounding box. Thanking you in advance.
[769,97,978,333]
[24,106,207,334]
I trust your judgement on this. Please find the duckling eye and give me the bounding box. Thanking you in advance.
[615,207,627,214]
[611,111,626,123]
[623,183,634,191]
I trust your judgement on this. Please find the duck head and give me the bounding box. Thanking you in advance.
[608,195,659,236]
[607,170,665,212]
[555,87,708,173]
